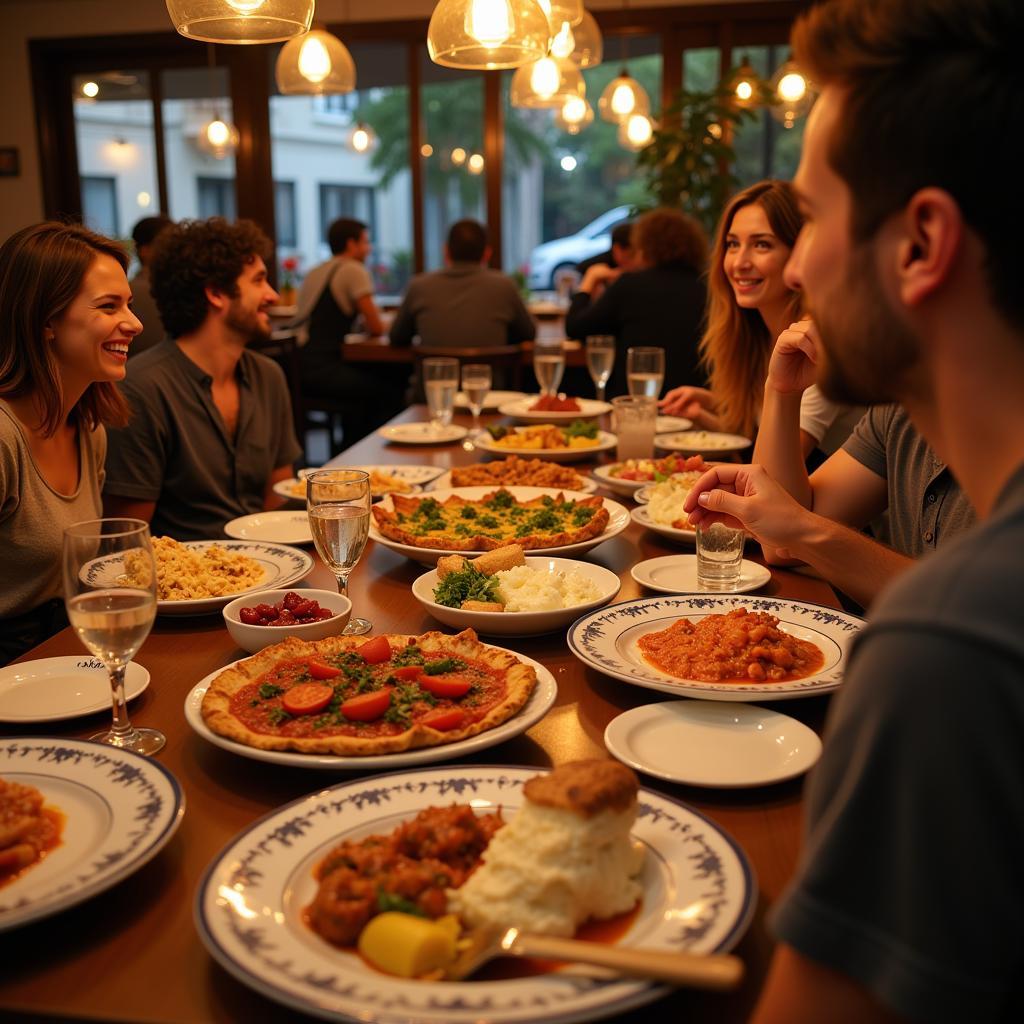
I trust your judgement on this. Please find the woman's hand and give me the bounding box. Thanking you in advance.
[658,385,721,428]
[766,319,821,395]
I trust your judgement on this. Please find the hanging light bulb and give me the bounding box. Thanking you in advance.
[428,0,551,70]
[450,146,468,166]
[768,59,813,128]
[598,70,649,123]
[350,122,375,153]
[730,55,761,108]
[165,1,313,44]
[467,152,485,174]
[554,95,593,134]
[535,0,583,30]
[197,112,238,158]
[81,80,100,98]
[549,21,574,59]
[617,112,653,151]
[276,29,356,94]
[510,56,584,109]
[206,119,230,147]
[563,9,601,67]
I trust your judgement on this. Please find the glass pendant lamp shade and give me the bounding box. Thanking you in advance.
[166,1,313,44]
[549,9,601,67]
[554,95,593,134]
[730,55,761,108]
[275,29,356,94]
[536,0,583,29]
[427,0,552,70]
[769,59,813,127]
[510,56,584,108]
[617,111,653,151]
[198,115,239,157]
[598,70,649,123]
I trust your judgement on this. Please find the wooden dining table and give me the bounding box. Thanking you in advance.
[0,405,841,1024]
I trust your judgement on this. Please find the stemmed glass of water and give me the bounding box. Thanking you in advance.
[586,335,615,401]
[461,362,492,447]
[627,346,666,399]
[422,357,459,432]
[533,339,565,398]
[62,518,163,754]
[307,469,372,635]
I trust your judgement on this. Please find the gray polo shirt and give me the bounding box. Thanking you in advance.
[104,342,301,540]
[772,464,1024,1020]
[842,403,975,555]
[389,263,536,348]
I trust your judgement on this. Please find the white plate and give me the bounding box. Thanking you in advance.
[0,657,150,723]
[634,484,653,504]
[379,423,468,445]
[630,505,696,542]
[631,555,771,595]
[655,430,752,455]
[605,701,822,788]
[195,765,754,1024]
[413,556,621,636]
[590,464,647,497]
[569,595,865,701]
[0,737,184,931]
[184,649,558,770]
[430,468,597,494]
[498,395,612,422]
[474,429,617,464]
[369,486,631,566]
[655,415,693,433]
[224,511,313,545]
[84,540,314,616]
[277,465,445,502]
[455,390,525,411]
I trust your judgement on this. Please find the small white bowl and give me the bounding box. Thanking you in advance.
[412,557,620,636]
[222,588,352,654]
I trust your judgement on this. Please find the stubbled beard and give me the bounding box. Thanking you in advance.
[226,303,271,344]
[813,243,918,406]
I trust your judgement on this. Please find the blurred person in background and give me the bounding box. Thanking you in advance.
[575,221,637,296]
[128,214,172,357]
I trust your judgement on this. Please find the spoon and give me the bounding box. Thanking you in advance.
[444,926,744,988]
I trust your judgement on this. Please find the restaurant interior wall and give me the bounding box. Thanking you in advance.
[2,0,810,273]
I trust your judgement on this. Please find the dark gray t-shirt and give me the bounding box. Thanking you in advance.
[772,464,1024,1022]
[104,342,301,540]
[842,403,975,554]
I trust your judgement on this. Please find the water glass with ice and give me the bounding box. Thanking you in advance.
[627,347,665,399]
[533,339,565,397]
[422,357,459,429]
[696,522,745,591]
[612,395,657,461]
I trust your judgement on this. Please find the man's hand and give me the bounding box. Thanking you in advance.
[766,319,821,395]
[683,463,813,559]
[578,263,621,296]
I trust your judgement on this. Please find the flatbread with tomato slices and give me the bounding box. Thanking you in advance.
[371,488,609,551]
[200,629,537,755]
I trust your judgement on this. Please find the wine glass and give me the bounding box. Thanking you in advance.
[461,363,492,447]
[627,346,665,399]
[533,339,565,398]
[586,335,615,401]
[422,357,459,431]
[307,469,372,635]
[62,518,163,755]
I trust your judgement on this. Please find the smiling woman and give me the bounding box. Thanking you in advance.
[0,221,141,664]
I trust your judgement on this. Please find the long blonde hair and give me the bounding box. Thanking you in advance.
[700,181,803,437]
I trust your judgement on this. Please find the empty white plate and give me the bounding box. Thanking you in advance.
[379,422,468,444]
[224,510,313,545]
[0,657,150,723]
[605,700,822,787]
[631,554,771,594]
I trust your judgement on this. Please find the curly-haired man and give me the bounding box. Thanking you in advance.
[103,218,301,539]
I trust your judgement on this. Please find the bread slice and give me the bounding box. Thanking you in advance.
[460,600,505,613]
[471,544,526,576]
[436,554,468,580]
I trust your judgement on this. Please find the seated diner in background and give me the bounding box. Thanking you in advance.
[659,179,861,459]
[127,214,172,358]
[0,221,140,664]
[102,217,302,541]
[564,207,708,398]
[574,220,636,285]
[389,219,536,351]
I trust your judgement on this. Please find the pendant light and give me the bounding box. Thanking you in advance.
[554,95,593,134]
[510,56,584,109]
[536,0,583,29]
[349,122,376,154]
[617,111,653,151]
[166,0,313,44]
[549,9,601,67]
[730,54,760,108]
[427,0,552,71]
[598,69,649,123]
[197,45,238,159]
[769,58,813,128]
[275,28,356,94]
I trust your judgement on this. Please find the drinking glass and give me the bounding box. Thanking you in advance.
[612,395,657,461]
[696,522,746,591]
[533,339,565,397]
[461,363,492,446]
[307,469,373,635]
[422,357,459,430]
[627,346,666,399]
[586,335,615,401]
[62,518,163,754]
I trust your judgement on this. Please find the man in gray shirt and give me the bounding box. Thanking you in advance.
[389,220,536,349]
[104,218,301,540]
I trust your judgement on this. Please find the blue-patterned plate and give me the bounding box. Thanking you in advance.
[569,596,864,701]
[195,765,754,1024]
[0,738,184,931]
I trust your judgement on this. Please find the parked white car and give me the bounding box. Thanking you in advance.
[527,205,632,290]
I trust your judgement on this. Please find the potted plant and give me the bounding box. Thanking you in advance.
[278,256,299,306]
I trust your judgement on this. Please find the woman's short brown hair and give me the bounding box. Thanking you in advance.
[633,208,708,270]
[0,221,130,437]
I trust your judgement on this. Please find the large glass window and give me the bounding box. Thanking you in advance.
[274,180,297,246]
[270,41,414,299]
[502,36,662,288]
[72,70,159,245]
[197,176,236,219]
[683,48,720,92]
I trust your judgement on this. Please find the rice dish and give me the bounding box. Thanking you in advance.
[646,472,704,526]
[493,564,600,611]
[120,536,264,601]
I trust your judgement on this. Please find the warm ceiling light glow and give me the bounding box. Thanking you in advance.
[777,71,806,103]
[297,34,331,83]
[560,154,577,171]
[566,10,601,68]
[612,83,635,115]
[467,0,513,49]
[166,0,313,44]
[350,123,374,153]
[530,57,559,99]
[599,71,649,123]
[561,94,586,123]
[535,0,583,30]
[549,21,574,59]
[428,0,550,71]
[276,29,355,95]
[451,146,467,165]
[707,121,723,139]
[421,143,434,157]
[206,119,231,147]
[225,0,264,10]
[467,152,485,174]
[137,191,152,207]
[617,112,654,152]
[82,81,99,98]
[736,80,753,102]
[511,56,584,109]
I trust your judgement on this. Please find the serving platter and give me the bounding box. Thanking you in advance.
[0,737,184,932]
[195,764,755,1024]
[83,540,314,616]
[368,486,630,566]
[498,395,612,423]
[184,649,557,770]
[568,595,865,701]
[474,430,617,464]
